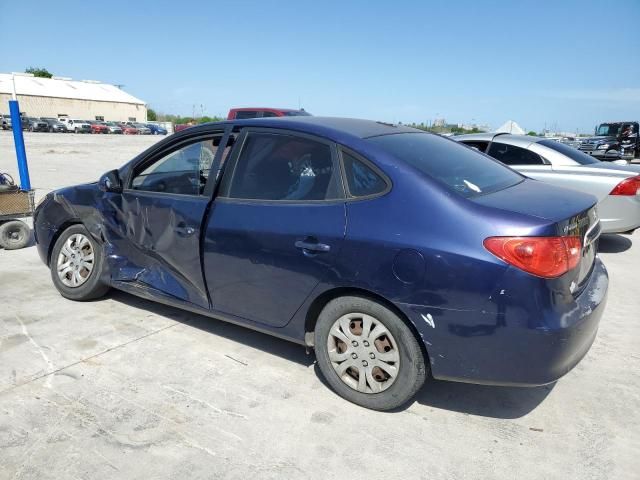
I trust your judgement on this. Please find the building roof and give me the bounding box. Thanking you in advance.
[0,73,145,105]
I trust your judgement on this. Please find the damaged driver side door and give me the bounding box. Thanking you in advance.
[101,133,224,308]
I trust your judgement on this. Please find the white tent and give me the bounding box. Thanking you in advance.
[495,120,525,135]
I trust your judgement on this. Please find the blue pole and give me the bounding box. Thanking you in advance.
[9,100,31,191]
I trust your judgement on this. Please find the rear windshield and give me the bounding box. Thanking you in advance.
[367,133,523,198]
[538,139,599,165]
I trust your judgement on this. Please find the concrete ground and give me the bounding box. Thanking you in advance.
[0,131,639,480]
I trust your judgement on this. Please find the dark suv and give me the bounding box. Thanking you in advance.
[579,121,640,160]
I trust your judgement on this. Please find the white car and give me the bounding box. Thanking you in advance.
[59,118,91,133]
[456,133,640,234]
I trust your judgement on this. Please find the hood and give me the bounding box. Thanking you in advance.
[472,178,597,223]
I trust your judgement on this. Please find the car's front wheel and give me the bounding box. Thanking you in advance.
[50,224,109,301]
[314,296,428,411]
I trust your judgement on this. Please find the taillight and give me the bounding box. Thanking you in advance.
[484,236,582,278]
[610,175,640,196]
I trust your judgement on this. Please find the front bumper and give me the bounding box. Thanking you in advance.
[580,148,620,160]
[398,258,608,386]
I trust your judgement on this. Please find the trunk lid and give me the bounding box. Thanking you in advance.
[472,178,597,222]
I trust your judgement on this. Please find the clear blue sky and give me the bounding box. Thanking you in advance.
[1,0,639,133]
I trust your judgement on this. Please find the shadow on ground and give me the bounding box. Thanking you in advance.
[414,379,554,419]
[598,234,633,253]
[109,289,313,367]
[110,289,554,418]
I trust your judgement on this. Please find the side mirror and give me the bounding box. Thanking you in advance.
[98,170,123,193]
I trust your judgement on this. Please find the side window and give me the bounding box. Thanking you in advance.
[341,151,388,197]
[261,111,278,118]
[487,142,545,165]
[234,111,258,119]
[131,138,218,195]
[223,132,341,201]
[462,141,489,152]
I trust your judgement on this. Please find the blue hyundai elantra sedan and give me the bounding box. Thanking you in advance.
[34,117,608,410]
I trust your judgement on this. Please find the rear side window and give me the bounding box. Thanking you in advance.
[487,142,546,165]
[234,111,258,119]
[367,133,523,198]
[341,151,387,197]
[222,132,342,201]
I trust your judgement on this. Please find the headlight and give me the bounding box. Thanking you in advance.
[596,144,610,150]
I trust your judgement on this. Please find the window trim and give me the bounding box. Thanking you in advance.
[337,146,392,201]
[124,131,226,198]
[216,127,346,204]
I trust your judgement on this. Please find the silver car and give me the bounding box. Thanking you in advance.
[455,133,640,234]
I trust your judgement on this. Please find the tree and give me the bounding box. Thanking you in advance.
[25,67,53,78]
[147,108,157,121]
[527,131,538,136]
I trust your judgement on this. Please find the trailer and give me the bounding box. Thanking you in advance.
[0,173,33,249]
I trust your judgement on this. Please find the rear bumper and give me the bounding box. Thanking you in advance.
[398,258,608,386]
[597,196,640,234]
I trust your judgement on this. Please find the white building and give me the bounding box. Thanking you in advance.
[0,73,147,122]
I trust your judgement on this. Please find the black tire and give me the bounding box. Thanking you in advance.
[0,220,31,250]
[314,296,428,411]
[49,224,110,301]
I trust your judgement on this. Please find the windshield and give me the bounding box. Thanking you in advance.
[539,139,600,165]
[596,124,620,136]
[367,132,523,198]
[283,110,311,116]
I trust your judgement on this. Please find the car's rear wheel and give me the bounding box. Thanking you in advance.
[314,296,428,411]
[50,224,109,301]
[0,220,30,250]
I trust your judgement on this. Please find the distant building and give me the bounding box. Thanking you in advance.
[433,117,446,127]
[458,123,490,132]
[0,73,147,122]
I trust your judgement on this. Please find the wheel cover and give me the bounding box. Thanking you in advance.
[327,313,400,394]
[56,233,95,288]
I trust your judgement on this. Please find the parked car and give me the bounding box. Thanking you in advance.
[227,107,312,120]
[145,123,168,135]
[557,136,581,149]
[579,121,640,161]
[26,117,49,132]
[456,133,640,234]
[1,114,12,130]
[105,122,123,134]
[88,121,109,134]
[120,124,138,135]
[174,123,195,133]
[40,117,67,133]
[34,118,607,411]
[59,118,91,133]
[126,122,151,135]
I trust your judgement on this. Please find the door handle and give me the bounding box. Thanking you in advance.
[175,225,195,237]
[295,238,331,254]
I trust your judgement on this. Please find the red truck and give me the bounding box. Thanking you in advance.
[227,107,311,119]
